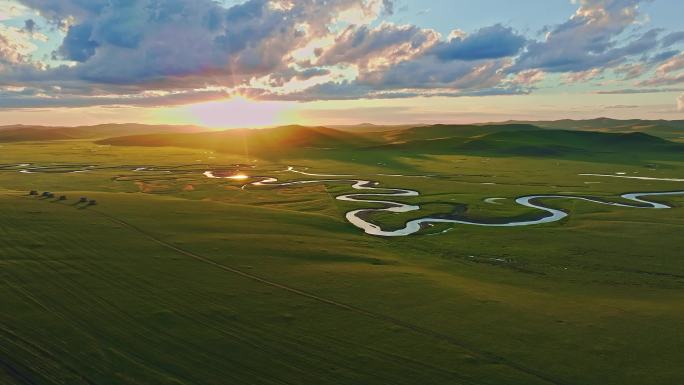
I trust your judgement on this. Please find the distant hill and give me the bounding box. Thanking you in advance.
[0,127,75,142]
[329,124,417,133]
[0,123,206,142]
[98,125,377,154]
[372,128,684,158]
[382,124,540,143]
[324,119,684,141]
[8,120,684,161]
[497,118,684,141]
[98,123,684,160]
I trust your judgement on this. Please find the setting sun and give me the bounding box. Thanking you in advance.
[181,96,295,128]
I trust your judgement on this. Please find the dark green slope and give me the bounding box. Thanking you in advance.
[500,118,684,140]
[0,127,75,142]
[371,129,684,159]
[383,124,540,142]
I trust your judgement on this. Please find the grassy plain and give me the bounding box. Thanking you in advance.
[0,132,683,385]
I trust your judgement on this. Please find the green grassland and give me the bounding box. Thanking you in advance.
[0,121,683,385]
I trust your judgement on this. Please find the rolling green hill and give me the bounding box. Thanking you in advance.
[370,129,684,159]
[98,125,379,154]
[96,123,684,161]
[499,118,684,141]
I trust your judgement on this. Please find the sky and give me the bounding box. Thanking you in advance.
[0,0,683,128]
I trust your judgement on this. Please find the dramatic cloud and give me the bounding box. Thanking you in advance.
[611,50,681,82]
[11,0,378,87]
[305,22,527,100]
[0,2,27,21]
[0,23,38,66]
[563,68,604,83]
[266,67,332,87]
[613,63,647,80]
[637,53,684,87]
[316,23,439,69]
[639,73,684,87]
[655,53,684,76]
[431,24,526,61]
[510,69,545,86]
[0,0,681,108]
[512,0,656,73]
[0,87,231,108]
[357,56,508,90]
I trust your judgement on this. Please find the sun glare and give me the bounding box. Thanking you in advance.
[203,171,250,180]
[228,174,249,180]
[184,96,295,128]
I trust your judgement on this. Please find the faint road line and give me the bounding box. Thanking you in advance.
[88,207,571,385]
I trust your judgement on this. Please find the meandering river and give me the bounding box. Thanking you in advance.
[10,162,682,237]
[242,167,684,237]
